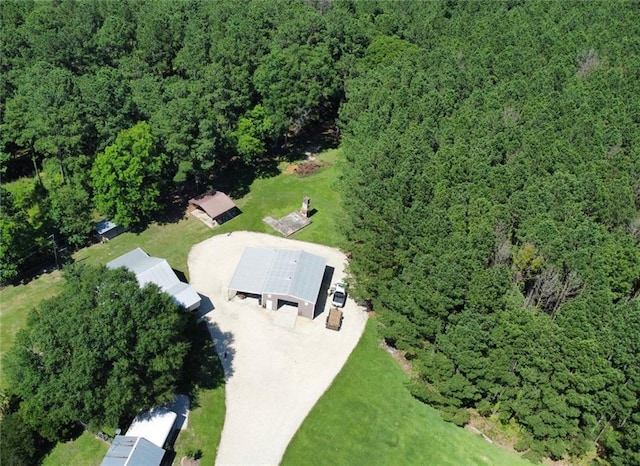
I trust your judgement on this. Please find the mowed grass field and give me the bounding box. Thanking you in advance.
[215,148,344,248]
[72,214,212,280]
[2,149,529,465]
[0,271,64,386]
[282,319,530,466]
[172,385,225,466]
[41,432,109,466]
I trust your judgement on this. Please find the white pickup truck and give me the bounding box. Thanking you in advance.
[331,282,347,308]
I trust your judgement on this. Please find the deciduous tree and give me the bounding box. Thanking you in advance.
[3,264,192,440]
[91,122,167,227]
[0,186,35,284]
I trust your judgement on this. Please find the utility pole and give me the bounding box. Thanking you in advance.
[49,234,59,269]
[31,146,43,186]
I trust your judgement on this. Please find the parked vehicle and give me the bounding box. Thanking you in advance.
[331,282,347,308]
[326,307,343,331]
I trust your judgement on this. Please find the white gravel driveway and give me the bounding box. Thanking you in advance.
[187,232,368,466]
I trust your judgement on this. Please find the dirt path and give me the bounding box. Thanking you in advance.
[187,232,368,465]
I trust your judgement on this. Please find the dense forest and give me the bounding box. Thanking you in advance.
[1,0,639,464]
[338,3,640,464]
[0,0,360,281]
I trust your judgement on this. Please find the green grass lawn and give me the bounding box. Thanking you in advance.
[215,148,345,248]
[172,320,227,465]
[172,387,225,466]
[0,270,65,387]
[72,214,212,281]
[41,432,109,466]
[282,319,531,466]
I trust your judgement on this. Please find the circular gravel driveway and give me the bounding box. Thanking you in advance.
[188,231,368,465]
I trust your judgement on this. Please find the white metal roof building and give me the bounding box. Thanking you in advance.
[125,407,178,448]
[228,248,327,319]
[101,404,181,465]
[107,248,201,311]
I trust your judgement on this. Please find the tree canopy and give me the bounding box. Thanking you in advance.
[3,264,192,441]
[91,121,167,227]
[0,185,35,283]
[1,1,639,463]
[1,0,360,277]
[338,2,640,463]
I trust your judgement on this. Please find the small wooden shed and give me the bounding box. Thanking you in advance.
[189,191,240,226]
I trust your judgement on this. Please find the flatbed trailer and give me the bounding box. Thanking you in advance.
[325,307,343,331]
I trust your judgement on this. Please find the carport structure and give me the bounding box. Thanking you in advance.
[228,248,327,319]
[189,191,240,227]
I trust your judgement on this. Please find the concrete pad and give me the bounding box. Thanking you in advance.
[263,212,311,236]
[190,208,216,229]
[187,232,368,466]
[273,305,299,329]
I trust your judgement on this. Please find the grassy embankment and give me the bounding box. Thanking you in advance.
[282,319,530,466]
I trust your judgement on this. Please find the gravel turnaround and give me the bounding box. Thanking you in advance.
[188,232,368,466]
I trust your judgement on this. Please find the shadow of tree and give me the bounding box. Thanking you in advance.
[179,320,227,410]
[154,200,190,225]
[194,293,214,318]
[211,157,279,200]
[205,320,236,383]
[211,121,338,200]
[280,124,340,164]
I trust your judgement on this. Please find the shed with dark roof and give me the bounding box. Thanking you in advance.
[189,191,240,225]
[95,219,126,240]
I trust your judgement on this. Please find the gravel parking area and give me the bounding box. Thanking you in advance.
[188,232,368,465]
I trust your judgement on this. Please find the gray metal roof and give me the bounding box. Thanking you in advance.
[229,248,327,304]
[101,436,165,466]
[107,248,201,311]
[107,248,153,272]
[228,248,275,295]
